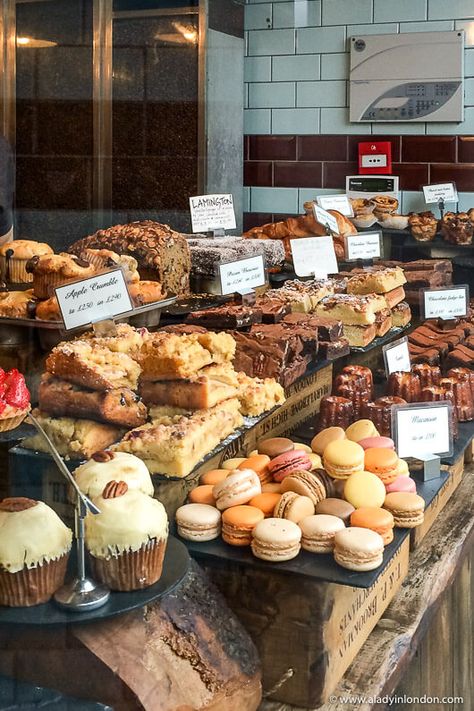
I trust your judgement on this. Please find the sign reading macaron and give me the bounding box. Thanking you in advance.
[392,402,453,459]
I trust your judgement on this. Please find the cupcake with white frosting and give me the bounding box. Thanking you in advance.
[73,451,154,500]
[85,481,168,591]
[0,497,72,606]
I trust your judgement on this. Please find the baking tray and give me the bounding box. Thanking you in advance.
[0,535,189,626]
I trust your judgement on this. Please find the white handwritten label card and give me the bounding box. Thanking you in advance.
[55,269,133,331]
[290,236,338,278]
[219,255,266,296]
[313,205,340,234]
[345,231,382,261]
[189,194,236,233]
[422,285,469,321]
[317,194,353,217]
[422,182,458,204]
[393,402,453,459]
[383,336,411,376]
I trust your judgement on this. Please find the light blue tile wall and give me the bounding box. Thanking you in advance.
[245,0,474,136]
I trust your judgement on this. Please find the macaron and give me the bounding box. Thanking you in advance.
[344,471,386,509]
[334,527,384,572]
[258,437,294,458]
[315,498,354,525]
[323,440,365,480]
[383,492,425,528]
[345,420,379,443]
[221,505,264,546]
[358,436,395,451]
[364,448,400,485]
[249,492,281,517]
[299,514,345,553]
[175,503,221,541]
[200,469,229,486]
[268,450,312,483]
[293,443,312,454]
[350,507,395,546]
[222,458,247,471]
[274,492,315,523]
[280,469,330,505]
[311,427,345,455]
[188,484,216,506]
[308,452,323,471]
[251,518,301,562]
[238,454,272,484]
[247,449,259,457]
[396,459,410,477]
[385,476,417,494]
[213,469,261,510]
[261,482,282,494]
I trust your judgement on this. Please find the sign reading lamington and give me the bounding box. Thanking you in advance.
[55,268,133,330]
[189,193,236,233]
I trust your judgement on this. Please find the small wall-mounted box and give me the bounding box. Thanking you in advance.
[358,141,392,175]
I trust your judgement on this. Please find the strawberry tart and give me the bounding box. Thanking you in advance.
[0,368,30,431]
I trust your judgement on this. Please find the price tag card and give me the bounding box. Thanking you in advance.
[219,255,266,296]
[345,231,382,261]
[383,336,411,376]
[55,269,133,331]
[421,285,469,321]
[393,402,453,459]
[317,194,353,217]
[422,182,458,204]
[189,193,236,233]
[290,236,338,278]
[313,204,340,234]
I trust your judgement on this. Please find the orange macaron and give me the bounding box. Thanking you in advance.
[364,448,399,485]
[238,454,272,484]
[188,485,216,506]
[249,492,281,517]
[200,469,229,486]
[221,505,264,546]
[350,507,395,546]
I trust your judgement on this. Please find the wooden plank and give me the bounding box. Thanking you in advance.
[451,555,473,711]
[410,456,464,549]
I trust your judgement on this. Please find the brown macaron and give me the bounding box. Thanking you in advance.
[258,437,295,458]
[280,469,330,506]
[274,491,315,524]
[311,427,346,455]
[315,498,355,525]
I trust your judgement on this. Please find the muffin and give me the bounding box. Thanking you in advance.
[0,289,36,319]
[0,240,53,284]
[0,367,30,431]
[408,212,438,242]
[0,497,72,606]
[372,195,398,219]
[78,249,140,284]
[85,481,168,591]
[350,198,376,216]
[35,295,61,321]
[73,451,154,499]
[128,280,164,306]
[26,254,97,299]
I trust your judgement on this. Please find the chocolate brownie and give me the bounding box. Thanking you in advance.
[186,304,262,329]
[231,330,310,387]
[250,322,318,357]
[256,297,291,323]
[318,338,350,360]
[283,313,343,342]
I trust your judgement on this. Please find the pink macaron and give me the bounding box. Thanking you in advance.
[358,436,395,451]
[385,476,417,494]
[267,450,312,483]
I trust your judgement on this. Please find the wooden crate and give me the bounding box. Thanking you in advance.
[410,455,464,550]
[201,536,409,708]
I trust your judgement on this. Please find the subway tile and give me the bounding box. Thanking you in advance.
[244,56,272,82]
[323,161,358,188]
[248,28,295,56]
[273,55,320,81]
[249,82,295,108]
[455,191,474,210]
[401,136,456,162]
[426,107,474,134]
[243,212,272,232]
[399,20,454,32]
[274,161,322,188]
[373,122,427,134]
[458,136,474,161]
[321,107,371,133]
[273,1,321,29]
[466,48,474,76]
[392,163,429,190]
[245,3,272,30]
[298,187,344,212]
[347,24,399,37]
[244,84,249,109]
[298,135,348,161]
[272,108,320,134]
[297,80,346,108]
[374,0,426,23]
[401,190,430,213]
[322,0,372,26]
[297,26,346,54]
[455,21,474,46]
[251,186,299,213]
[244,109,271,134]
[465,78,474,106]
[249,135,297,160]
[320,53,349,80]
[348,134,401,161]
[429,0,474,20]
[430,163,474,191]
[243,187,251,212]
[244,160,273,186]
